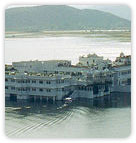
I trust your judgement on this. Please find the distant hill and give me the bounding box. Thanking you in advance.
[89,5,131,21]
[5,5,131,32]
[71,5,131,20]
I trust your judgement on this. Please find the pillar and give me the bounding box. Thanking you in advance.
[46,97,48,102]
[40,96,42,102]
[53,96,55,102]
[34,96,36,102]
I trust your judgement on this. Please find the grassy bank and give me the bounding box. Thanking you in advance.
[5,30,131,42]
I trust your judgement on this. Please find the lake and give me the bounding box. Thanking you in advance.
[5,31,131,65]
[5,31,131,138]
[5,93,131,138]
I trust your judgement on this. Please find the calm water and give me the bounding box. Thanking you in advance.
[5,32,131,138]
[5,33,131,64]
[5,94,131,138]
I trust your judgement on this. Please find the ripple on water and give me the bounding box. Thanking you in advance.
[5,94,131,138]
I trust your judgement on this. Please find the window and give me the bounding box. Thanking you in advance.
[26,87,30,91]
[20,80,25,83]
[66,72,70,75]
[121,70,131,75]
[61,80,64,83]
[22,80,26,83]
[127,78,131,85]
[39,80,43,84]
[128,70,131,74]
[32,88,36,91]
[88,87,90,91]
[18,88,21,91]
[5,78,8,82]
[39,88,43,92]
[55,71,58,74]
[5,86,8,89]
[17,80,21,83]
[46,81,51,84]
[22,88,26,91]
[11,87,15,90]
[32,80,36,83]
[122,80,128,84]
[11,79,15,82]
[46,89,51,92]
[44,70,47,73]
[56,80,60,84]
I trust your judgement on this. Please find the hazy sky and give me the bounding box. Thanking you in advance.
[7,5,131,20]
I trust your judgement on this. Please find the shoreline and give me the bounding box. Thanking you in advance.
[5,30,131,40]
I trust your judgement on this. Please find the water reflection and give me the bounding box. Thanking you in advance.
[5,93,131,116]
[5,93,131,138]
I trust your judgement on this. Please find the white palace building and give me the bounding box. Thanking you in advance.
[5,53,131,102]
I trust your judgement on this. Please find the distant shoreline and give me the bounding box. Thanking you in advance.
[5,30,131,44]
[5,30,131,40]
